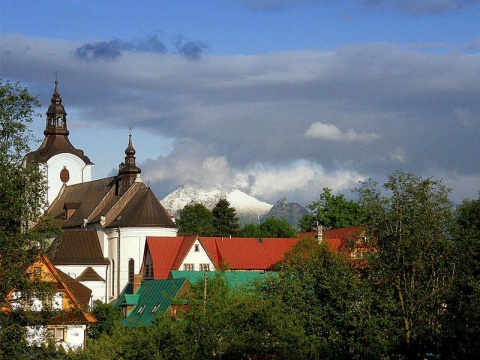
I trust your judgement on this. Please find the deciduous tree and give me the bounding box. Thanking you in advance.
[177,203,214,235]
[355,170,455,358]
[299,187,366,231]
[0,80,59,357]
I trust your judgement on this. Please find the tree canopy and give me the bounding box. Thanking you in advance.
[176,203,214,235]
[0,80,60,357]
[298,187,366,231]
[238,216,298,238]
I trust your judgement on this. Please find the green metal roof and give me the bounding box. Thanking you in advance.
[169,271,277,288]
[120,278,188,327]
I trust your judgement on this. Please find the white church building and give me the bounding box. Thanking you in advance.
[28,81,178,302]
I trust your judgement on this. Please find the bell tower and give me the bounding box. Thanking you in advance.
[27,80,94,206]
[118,134,141,195]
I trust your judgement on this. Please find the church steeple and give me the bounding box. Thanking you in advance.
[45,80,69,136]
[118,134,142,195]
[26,79,93,205]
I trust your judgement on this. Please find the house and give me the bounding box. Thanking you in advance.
[2,253,97,350]
[115,278,189,327]
[28,81,179,301]
[140,226,366,282]
[141,235,300,280]
[299,225,367,259]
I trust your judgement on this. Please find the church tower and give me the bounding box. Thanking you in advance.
[117,134,141,195]
[27,80,93,205]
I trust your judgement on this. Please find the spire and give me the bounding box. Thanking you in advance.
[118,133,142,195]
[45,80,69,136]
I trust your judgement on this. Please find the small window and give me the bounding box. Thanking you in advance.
[47,327,65,342]
[184,264,194,271]
[34,267,41,276]
[200,264,210,272]
[55,328,65,342]
[194,244,199,252]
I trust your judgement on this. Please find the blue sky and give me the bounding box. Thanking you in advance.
[1,0,480,205]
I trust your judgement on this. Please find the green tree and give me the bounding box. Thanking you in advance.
[355,170,456,358]
[299,187,366,231]
[268,237,395,359]
[238,217,298,238]
[212,199,240,237]
[176,203,214,235]
[88,301,124,339]
[0,80,59,358]
[180,273,304,359]
[439,194,480,358]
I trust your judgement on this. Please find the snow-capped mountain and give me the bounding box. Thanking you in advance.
[160,184,273,225]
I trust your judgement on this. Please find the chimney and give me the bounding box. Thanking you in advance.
[316,224,323,244]
[133,274,142,293]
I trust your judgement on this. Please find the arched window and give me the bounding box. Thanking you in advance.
[128,259,134,283]
[111,259,115,296]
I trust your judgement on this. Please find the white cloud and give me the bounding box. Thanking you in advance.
[305,122,380,143]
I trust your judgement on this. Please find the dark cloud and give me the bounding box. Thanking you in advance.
[357,0,480,14]
[75,33,207,62]
[243,0,480,14]
[173,35,209,61]
[75,40,124,61]
[2,34,480,204]
[75,33,166,61]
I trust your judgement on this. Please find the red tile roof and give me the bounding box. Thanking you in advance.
[146,237,184,280]
[199,237,299,270]
[146,227,363,279]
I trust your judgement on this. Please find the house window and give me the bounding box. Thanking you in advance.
[184,264,194,271]
[128,259,134,282]
[47,327,65,342]
[145,264,152,279]
[34,267,41,277]
[200,264,210,272]
[194,244,199,252]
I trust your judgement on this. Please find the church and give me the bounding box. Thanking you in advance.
[28,81,179,302]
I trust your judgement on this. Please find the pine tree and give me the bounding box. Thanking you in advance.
[212,199,239,237]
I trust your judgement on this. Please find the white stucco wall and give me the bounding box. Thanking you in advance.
[26,325,87,350]
[106,226,178,299]
[45,153,92,205]
[180,239,215,271]
[54,264,108,304]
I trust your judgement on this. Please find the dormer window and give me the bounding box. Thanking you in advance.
[63,202,80,220]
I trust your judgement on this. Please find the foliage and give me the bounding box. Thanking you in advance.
[269,237,397,359]
[88,301,124,339]
[176,203,214,235]
[0,80,60,357]
[438,194,480,358]
[298,187,366,231]
[211,199,240,237]
[238,216,298,238]
[355,170,456,358]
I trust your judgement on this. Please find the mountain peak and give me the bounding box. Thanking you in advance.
[160,185,273,225]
